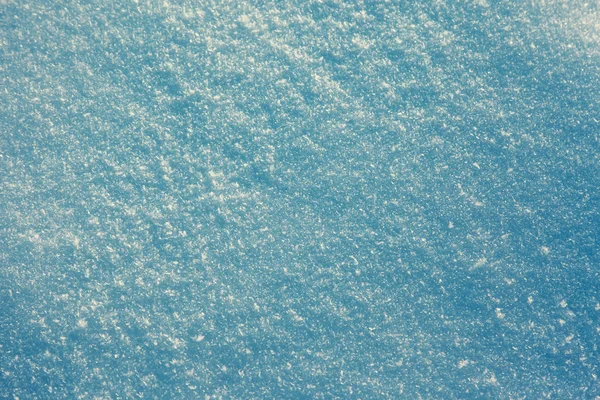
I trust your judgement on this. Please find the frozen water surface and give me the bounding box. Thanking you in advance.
[1,0,600,398]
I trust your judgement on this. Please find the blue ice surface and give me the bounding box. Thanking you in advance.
[1,0,599,398]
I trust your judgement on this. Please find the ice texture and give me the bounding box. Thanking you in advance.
[1,0,600,398]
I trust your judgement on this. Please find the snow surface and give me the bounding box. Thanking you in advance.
[1,0,600,398]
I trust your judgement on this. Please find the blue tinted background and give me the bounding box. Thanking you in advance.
[1,0,600,398]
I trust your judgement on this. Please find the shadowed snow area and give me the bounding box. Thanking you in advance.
[1,0,600,398]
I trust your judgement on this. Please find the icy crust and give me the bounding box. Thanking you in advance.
[1,0,600,398]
